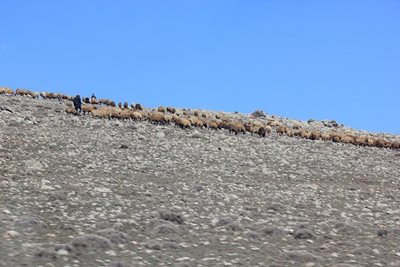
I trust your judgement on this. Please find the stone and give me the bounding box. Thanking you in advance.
[284,250,322,262]
[251,109,267,118]
[96,228,128,244]
[70,234,112,253]
[156,131,165,138]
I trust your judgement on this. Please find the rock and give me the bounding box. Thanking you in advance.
[33,247,57,260]
[159,210,185,224]
[191,132,202,139]
[331,264,356,267]
[322,120,339,128]
[245,231,260,240]
[70,234,112,253]
[377,229,388,237]
[225,222,243,231]
[107,262,134,267]
[151,223,179,235]
[351,246,375,256]
[96,228,128,244]
[213,217,234,227]
[24,159,43,171]
[145,240,162,250]
[95,187,112,193]
[14,216,46,230]
[251,109,267,118]
[41,179,55,190]
[284,249,322,262]
[156,131,165,138]
[3,230,20,238]
[293,228,314,239]
[259,226,284,237]
[335,223,360,235]
[56,249,70,256]
[0,106,13,113]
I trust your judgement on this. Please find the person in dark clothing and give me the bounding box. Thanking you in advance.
[73,95,82,114]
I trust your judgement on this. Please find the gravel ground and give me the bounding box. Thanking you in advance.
[1,94,400,267]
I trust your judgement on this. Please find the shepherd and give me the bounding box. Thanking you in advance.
[73,95,82,114]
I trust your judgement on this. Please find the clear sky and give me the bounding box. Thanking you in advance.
[1,1,399,134]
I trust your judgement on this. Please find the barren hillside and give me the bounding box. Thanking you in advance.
[1,94,400,267]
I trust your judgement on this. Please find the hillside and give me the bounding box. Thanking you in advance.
[1,93,400,267]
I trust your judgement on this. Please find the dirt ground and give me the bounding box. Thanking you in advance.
[1,94,400,267]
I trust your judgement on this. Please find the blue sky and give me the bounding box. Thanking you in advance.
[1,1,399,133]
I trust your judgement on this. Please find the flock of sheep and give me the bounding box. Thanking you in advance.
[1,87,399,150]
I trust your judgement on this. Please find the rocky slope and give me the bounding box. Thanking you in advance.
[1,94,400,267]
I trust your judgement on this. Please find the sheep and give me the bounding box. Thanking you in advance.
[98,98,112,106]
[128,111,140,121]
[193,110,200,116]
[217,119,232,130]
[42,92,52,99]
[298,129,312,139]
[228,122,246,135]
[374,138,386,148]
[320,132,331,141]
[91,106,116,119]
[163,114,173,124]
[384,141,393,149]
[310,131,321,140]
[199,117,209,128]
[267,120,280,127]
[82,105,96,115]
[355,135,368,146]
[286,129,294,137]
[244,122,260,135]
[292,123,302,130]
[187,116,205,128]
[0,87,14,95]
[109,107,123,119]
[174,117,191,129]
[54,93,63,100]
[15,89,32,97]
[341,135,356,144]
[110,101,116,107]
[392,142,400,149]
[215,113,223,120]
[366,137,376,146]
[83,97,90,104]
[123,102,129,109]
[30,92,39,99]
[135,103,143,110]
[117,109,132,120]
[65,106,78,115]
[250,120,264,128]
[331,133,341,143]
[166,106,176,114]
[62,94,72,100]
[258,126,272,137]
[208,120,219,130]
[201,112,208,118]
[276,125,288,135]
[149,112,166,125]
[193,118,205,128]
[158,106,166,113]
[91,97,99,105]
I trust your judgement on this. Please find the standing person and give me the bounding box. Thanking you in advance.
[73,95,82,114]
